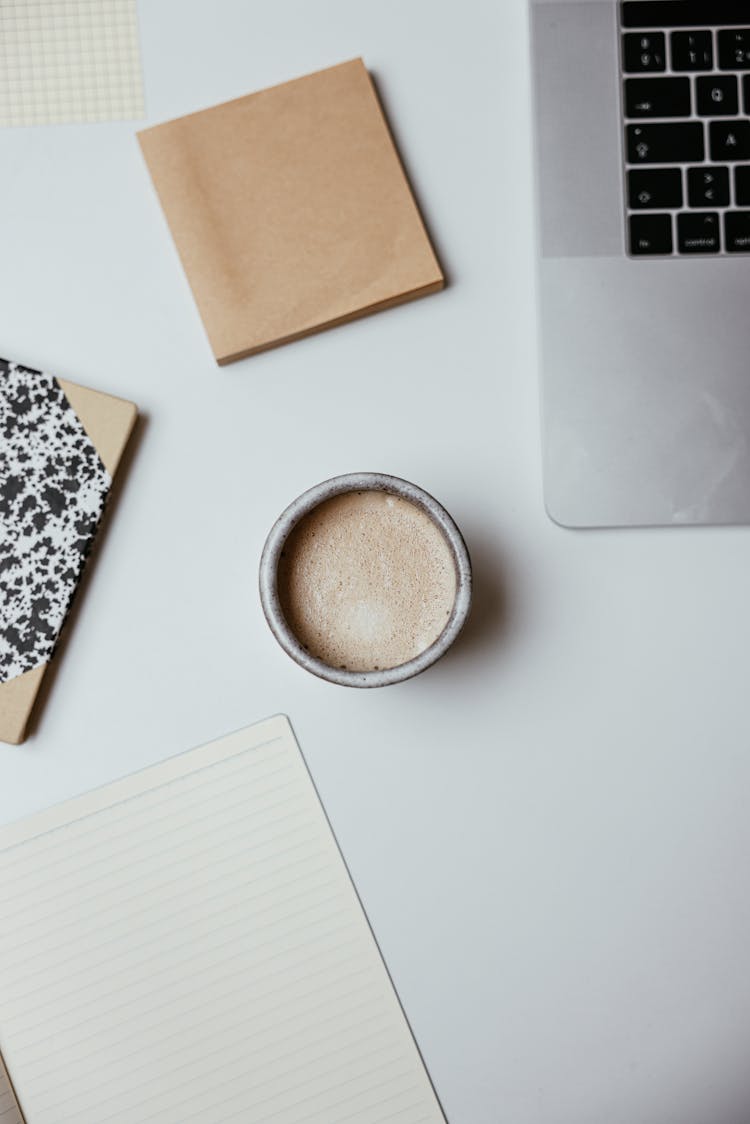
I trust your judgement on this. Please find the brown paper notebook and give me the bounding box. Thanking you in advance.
[0,360,137,745]
[138,59,444,364]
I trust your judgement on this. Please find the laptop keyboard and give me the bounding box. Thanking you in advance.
[621,1,750,256]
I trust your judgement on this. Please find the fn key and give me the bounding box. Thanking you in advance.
[629,214,673,256]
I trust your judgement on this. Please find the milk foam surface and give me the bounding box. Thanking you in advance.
[278,491,457,672]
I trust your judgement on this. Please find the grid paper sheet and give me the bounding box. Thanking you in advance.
[0,0,144,126]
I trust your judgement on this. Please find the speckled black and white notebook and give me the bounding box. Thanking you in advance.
[0,358,137,744]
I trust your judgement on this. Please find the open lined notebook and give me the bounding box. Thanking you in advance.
[0,716,445,1123]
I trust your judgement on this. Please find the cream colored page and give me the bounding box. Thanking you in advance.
[0,716,444,1124]
[0,1056,23,1124]
[0,0,144,127]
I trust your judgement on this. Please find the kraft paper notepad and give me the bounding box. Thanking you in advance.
[0,359,137,745]
[0,715,446,1124]
[138,59,444,364]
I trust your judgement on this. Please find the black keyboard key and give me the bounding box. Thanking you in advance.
[687,166,730,208]
[625,78,691,118]
[718,30,750,70]
[710,121,750,161]
[696,76,738,117]
[629,214,673,255]
[735,165,750,205]
[725,210,750,251]
[744,75,750,114]
[623,33,666,74]
[627,123,704,164]
[677,212,720,253]
[623,3,750,28]
[671,30,713,71]
[628,169,683,210]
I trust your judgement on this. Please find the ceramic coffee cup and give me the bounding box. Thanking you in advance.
[259,472,472,687]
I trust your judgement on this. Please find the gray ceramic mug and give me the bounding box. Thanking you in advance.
[259,472,472,687]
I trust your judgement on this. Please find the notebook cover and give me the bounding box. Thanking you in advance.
[137,59,444,364]
[0,360,137,745]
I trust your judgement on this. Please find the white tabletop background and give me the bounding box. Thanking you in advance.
[2,2,750,1123]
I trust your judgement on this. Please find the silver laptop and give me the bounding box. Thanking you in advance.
[532,0,750,527]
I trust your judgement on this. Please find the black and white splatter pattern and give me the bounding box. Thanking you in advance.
[0,359,111,683]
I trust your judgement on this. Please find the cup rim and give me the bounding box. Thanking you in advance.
[258,472,472,688]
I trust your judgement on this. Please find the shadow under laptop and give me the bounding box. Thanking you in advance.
[23,411,148,745]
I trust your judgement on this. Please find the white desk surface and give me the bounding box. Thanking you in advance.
[2,2,750,1123]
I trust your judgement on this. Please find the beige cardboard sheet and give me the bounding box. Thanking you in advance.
[0,379,136,746]
[0,716,446,1124]
[138,59,444,364]
[0,1054,22,1124]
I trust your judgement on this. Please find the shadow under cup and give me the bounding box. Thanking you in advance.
[259,473,472,687]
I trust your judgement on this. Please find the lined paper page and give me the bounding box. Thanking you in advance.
[0,1057,23,1124]
[0,716,445,1124]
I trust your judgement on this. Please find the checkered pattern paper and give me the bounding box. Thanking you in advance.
[0,0,144,126]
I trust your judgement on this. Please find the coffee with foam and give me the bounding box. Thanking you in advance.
[277,490,457,672]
